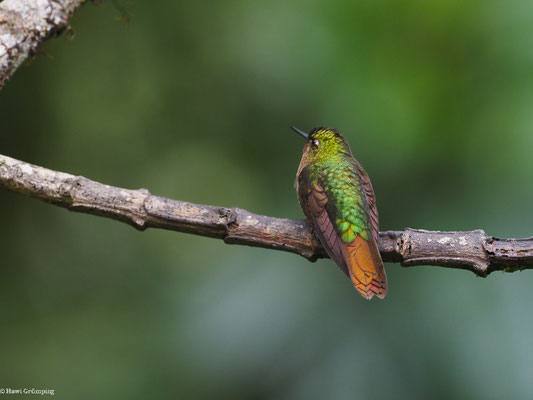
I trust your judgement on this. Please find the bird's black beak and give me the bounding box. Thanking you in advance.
[290,126,309,140]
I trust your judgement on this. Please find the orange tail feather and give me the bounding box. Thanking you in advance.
[343,235,387,299]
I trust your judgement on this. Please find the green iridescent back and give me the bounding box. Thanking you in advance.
[305,128,370,243]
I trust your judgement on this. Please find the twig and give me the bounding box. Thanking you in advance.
[1,154,532,277]
[0,0,86,88]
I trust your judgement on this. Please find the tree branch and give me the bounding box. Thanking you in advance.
[2,3,530,279]
[0,0,85,88]
[1,154,532,276]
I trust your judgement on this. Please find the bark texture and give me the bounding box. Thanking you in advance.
[0,0,85,88]
[1,153,532,277]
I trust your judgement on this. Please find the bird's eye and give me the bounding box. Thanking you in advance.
[312,139,319,148]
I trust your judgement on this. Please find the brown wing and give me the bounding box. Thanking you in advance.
[297,167,387,299]
[297,167,349,276]
[353,159,380,244]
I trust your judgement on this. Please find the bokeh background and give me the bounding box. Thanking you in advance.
[1,1,533,398]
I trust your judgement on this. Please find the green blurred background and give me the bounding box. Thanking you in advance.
[1,0,533,398]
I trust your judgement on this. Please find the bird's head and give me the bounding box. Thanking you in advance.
[291,126,350,161]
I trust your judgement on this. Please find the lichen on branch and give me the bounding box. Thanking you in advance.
[0,0,85,88]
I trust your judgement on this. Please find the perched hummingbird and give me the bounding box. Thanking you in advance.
[292,126,387,299]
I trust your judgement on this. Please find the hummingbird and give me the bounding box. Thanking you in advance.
[292,126,387,299]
